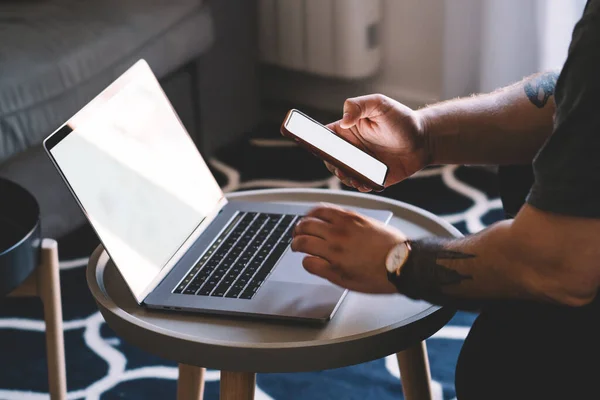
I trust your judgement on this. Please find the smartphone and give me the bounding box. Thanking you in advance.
[280,109,388,191]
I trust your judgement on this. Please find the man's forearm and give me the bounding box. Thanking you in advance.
[395,204,600,311]
[419,71,559,166]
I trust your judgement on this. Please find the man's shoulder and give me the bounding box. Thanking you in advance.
[580,0,600,23]
[585,0,600,13]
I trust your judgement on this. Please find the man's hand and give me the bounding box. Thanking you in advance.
[290,203,406,294]
[325,94,429,192]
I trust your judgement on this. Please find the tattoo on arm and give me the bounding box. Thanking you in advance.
[524,71,559,108]
[393,238,481,310]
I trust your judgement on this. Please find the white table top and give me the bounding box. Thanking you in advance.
[87,188,462,372]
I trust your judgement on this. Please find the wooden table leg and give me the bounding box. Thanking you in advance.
[177,364,205,400]
[396,341,433,400]
[37,239,67,400]
[220,371,255,400]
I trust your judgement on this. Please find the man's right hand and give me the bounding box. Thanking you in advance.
[325,94,430,192]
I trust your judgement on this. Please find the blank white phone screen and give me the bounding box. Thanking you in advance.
[285,110,387,185]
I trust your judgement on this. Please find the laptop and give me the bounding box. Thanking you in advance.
[43,60,393,323]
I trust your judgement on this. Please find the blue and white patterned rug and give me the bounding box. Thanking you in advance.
[0,122,504,399]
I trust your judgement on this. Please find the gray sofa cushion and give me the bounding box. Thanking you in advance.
[0,0,213,163]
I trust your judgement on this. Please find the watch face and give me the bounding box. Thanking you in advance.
[386,243,409,273]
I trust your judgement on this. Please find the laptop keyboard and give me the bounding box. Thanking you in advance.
[172,212,299,299]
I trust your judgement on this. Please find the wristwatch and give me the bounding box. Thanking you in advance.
[385,240,412,283]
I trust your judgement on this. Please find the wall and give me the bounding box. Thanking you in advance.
[372,0,444,105]
[261,0,454,115]
[260,0,584,116]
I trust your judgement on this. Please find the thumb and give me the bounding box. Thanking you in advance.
[340,94,390,129]
[340,98,363,129]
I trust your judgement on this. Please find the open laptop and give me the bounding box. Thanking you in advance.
[43,60,393,323]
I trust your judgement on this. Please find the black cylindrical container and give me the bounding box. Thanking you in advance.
[0,177,41,297]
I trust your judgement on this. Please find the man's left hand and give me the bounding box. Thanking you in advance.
[290,203,406,294]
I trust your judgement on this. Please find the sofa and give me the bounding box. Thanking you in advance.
[0,0,259,239]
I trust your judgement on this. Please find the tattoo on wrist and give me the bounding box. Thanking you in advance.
[393,238,475,308]
[524,71,559,108]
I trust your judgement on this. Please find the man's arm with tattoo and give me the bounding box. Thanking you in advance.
[418,71,559,166]
[394,204,600,309]
[292,201,600,311]
[524,71,560,108]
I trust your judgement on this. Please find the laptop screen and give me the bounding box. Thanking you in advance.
[45,61,224,302]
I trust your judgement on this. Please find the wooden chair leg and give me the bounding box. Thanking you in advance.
[177,364,205,400]
[396,341,433,400]
[220,371,255,400]
[37,239,67,400]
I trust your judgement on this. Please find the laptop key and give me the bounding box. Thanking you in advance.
[225,283,245,298]
[282,215,296,226]
[197,283,215,295]
[183,285,199,295]
[247,278,264,291]
[191,273,209,286]
[240,279,264,299]
[256,242,289,279]
[281,227,295,244]
[173,284,187,294]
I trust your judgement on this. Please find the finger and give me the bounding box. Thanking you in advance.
[326,119,366,149]
[290,235,332,260]
[293,217,331,240]
[340,176,354,188]
[341,94,391,129]
[347,178,373,192]
[323,162,350,182]
[349,178,366,190]
[302,256,331,277]
[303,257,348,288]
[335,168,350,183]
[324,161,336,175]
[326,120,342,133]
[305,204,346,223]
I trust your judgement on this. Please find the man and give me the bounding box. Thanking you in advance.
[290,1,600,398]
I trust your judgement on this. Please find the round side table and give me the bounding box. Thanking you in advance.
[87,188,462,400]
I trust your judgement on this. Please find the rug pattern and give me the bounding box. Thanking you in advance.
[0,124,504,399]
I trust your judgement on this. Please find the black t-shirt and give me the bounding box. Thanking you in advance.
[527,0,600,216]
[455,1,600,399]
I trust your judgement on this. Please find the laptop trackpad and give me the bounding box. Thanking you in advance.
[270,248,327,285]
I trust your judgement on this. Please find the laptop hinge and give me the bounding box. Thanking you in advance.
[139,195,229,302]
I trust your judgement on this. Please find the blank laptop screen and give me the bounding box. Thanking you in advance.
[46,61,224,301]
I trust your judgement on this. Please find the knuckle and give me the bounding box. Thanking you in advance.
[291,236,306,252]
[310,208,325,219]
[349,211,363,222]
[292,223,301,236]
[300,219,315,232]
[344,97,362,114]
[374,93,386,101]
[339,210,357,222]
[344,97,358,107]
[332,225,348,238]
[377,96,394,115]
[295,236,307,248]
